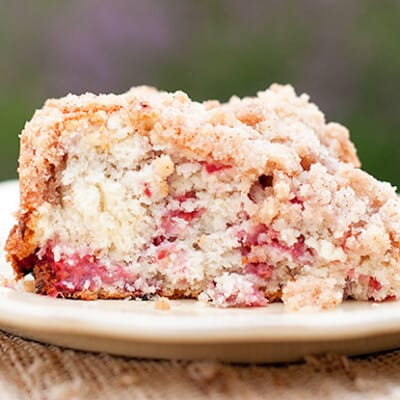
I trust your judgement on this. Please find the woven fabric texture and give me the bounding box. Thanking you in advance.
[0,331,400,400]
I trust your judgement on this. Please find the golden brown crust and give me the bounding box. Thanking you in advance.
[5,216,37,278]
[264,289,283,303]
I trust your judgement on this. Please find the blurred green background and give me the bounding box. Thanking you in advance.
[1,1,399,188]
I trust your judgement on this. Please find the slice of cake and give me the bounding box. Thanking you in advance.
[5,84,400,310]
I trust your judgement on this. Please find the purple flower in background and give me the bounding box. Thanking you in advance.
[46,0,195,95]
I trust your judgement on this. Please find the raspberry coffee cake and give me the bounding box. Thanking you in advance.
[5,84,400,310]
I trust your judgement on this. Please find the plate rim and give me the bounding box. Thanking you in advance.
[1,288,400,343]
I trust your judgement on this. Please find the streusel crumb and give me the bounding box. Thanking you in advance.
[155,297,171,311]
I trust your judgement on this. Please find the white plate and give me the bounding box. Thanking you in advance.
[1,180,400,363]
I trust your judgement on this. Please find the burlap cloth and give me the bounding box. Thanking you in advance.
[0,331,399,400]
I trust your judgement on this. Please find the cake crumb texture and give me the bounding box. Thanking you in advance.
[5,84,400,310]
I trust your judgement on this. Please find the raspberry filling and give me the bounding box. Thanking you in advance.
[160,192,205,237]
[202,161,232,173]
[35,246,140,297]
[368,276,383,292]
[359,273,387,299]
[238,223,313,268]
[244,262,274,279]
[223,285,268,307]
[143,182,152,198]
